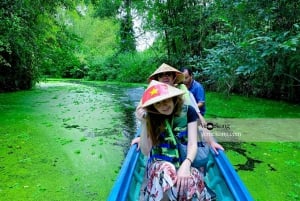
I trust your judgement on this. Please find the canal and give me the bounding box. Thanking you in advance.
[1,80,299,201]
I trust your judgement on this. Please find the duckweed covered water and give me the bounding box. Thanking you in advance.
[224,142,299,201]
[0,81,140,200]
[206,92,300,201]
[1,80,299,201]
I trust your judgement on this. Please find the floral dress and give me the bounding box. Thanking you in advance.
[143,160,212,201]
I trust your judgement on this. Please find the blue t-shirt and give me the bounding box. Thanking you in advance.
[187,105,199,123]
[189,80,206,115]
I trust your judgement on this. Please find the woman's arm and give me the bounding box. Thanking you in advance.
[197,112,224,154]
[139,120,152,156]
[201,126,224,154]
[135,100,147,120]
[176,120,198,194]
[186,121,198,161]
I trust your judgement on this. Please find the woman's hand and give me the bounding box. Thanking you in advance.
[210,141,224,154]
[176,159,192,195]
[131,137,141,150]
[136,107,147,121]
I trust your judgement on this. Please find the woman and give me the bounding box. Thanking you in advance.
[139,80,212,201]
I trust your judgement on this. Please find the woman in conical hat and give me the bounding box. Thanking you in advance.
[139,80,212,201]
[147,63,185,85]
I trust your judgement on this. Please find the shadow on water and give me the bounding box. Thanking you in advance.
[222,142,263,171]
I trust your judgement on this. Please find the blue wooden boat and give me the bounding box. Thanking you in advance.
[108,131,254,201]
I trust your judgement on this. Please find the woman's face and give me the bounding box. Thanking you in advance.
[157,72,175,86]
[153,98,174,115]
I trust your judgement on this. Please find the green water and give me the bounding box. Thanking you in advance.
[0,80,299,201]
[0,81,128,200]
[227,142,300,201]
[205,92,300,201]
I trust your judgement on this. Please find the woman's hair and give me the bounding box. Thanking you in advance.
[145,95,183,146]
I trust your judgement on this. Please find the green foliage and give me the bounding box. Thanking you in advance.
[137,0,209,65]
[68,5,119,58]
[0,0,74,91]
[38,3,119,79]
[115,51,158,82]
[93,0,122,18]
[1,0,299,102]
[86,56,117,80]
[0,1,37,91]
[202,42,240,96]
[199,0,300,102]
[87,49,159,82]
[118,3,136,53]
[37,17,84,78]
[94,0,136,53]
[130,0,300,102]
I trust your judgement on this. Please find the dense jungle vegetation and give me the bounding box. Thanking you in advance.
[1,0,299,102]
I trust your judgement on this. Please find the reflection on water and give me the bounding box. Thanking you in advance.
[91,83,145,155]
[104,86,144,132]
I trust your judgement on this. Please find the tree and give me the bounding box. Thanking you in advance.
[119,0,136,52]
[203,0,300,101]
[93,0,135,52]
[0,0,73,91]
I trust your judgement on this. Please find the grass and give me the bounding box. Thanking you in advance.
[206,92,300,118]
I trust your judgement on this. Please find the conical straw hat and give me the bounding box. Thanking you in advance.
[147,63,184,84]
[141,80,185,108]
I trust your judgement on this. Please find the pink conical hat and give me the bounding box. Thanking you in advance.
[141,80,184,108]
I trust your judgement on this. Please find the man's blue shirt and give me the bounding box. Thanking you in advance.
[189,80,206,115]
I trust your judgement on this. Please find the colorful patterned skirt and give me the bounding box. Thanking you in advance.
[143,160,212,201]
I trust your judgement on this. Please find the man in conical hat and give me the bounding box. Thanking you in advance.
[133,63,224,154]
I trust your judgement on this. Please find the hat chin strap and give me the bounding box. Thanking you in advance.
[170,75,176,86]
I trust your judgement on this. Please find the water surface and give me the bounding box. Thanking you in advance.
[0,80,144,200]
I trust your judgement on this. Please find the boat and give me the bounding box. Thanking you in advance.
[108,130,254,201]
